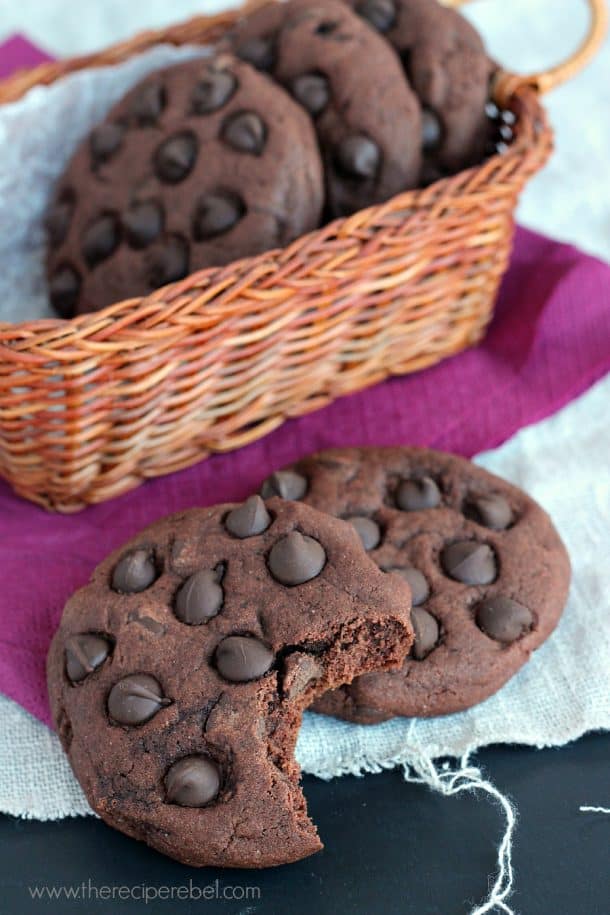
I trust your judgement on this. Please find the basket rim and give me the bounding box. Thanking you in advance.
[0,82,551,350]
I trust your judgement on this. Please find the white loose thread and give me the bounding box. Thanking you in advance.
[579,806,610,814]
[403,753,517,915]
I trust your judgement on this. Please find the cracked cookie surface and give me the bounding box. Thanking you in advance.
[47,496,412,866]
[261,447,571,722]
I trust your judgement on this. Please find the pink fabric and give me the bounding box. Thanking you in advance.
[0,35,52,80]
[1,39,609,728]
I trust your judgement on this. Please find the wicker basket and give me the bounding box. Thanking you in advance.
[0,0,606,512]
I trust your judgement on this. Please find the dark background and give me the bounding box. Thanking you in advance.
[1,733,608,915]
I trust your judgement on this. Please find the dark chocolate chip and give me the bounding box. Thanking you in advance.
[191,69,237,114]
[107,674,170,725]
[175,568,223,625]
[49,264,81,318]
[335,135,380,180]
[411,607,439,660]
[131,83,166,125]
[147,235,189,288]
[111,549,157,593]
[347,516,380,551]
[441,541,497,585]
[315,20,339,36]
[476,596,533,643]
[261,470,307,501]
[46,191,74,247]
[236,36,275,71]
[123,200,163,249]
[465,494,513,531]
[282,652,324,699]
[90,122,125,164]
[65,634,112,682]
[396,476,441,511]
[268,531,326,586]
[82,214,120,267]
[422,108,442,152]
[154,132,198,183]
[165,756,221,807]
[392,567,429,606]
[356,0,397,32]
[221,111,267,155]
[192,191,245,241]
[225,495,271,538]
[290,73,330,116]
[215,635,274,682]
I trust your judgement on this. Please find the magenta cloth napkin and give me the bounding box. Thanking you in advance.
[1,226,609,728]
[0,35,52,80]
[1,38,610,728]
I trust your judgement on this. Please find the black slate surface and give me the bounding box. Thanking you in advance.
[1,733,608,915]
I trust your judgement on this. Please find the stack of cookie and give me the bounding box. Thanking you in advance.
[45,0,500,317]
[48,446,570,867]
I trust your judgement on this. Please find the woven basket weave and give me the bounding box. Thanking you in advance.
[0,0,606,512]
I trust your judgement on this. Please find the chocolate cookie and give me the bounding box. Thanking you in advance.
[46,54,324,316]
[229,0,422,217]
[47,496,413,866]
[260,447,571,722]
[347,0,494,176]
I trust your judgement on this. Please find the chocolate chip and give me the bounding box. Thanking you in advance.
[90,123,125,164]
[123,200,163,249]
[175,568,223,625]
[236,36,275,71]
[165,756,221,807]
[315,20,338,36]
[111,549,157,593]
[396,476,441,511]
[465,494,513,531]
[221,111,267,155]
[215,635,274,682]
[82,214,120,267]
[108,674,170,725]
[261,470,308,501]
[131,83,166,125]
[290,73,330,116]
[49,264,81,318]
[282,652,324,699]
[347,516,380,551]
[192,191,245,241]
[191,69,237,114]
[422,108,442,152]
[335,135,380,180]
[65,634,112,682]
[268,531,326,585]
[476,596,533,644]
[147,236,189,288]
[154,132,198,183]
[46,191,74,247]
[356,0,396,32]
[392,567,429,606]
[411,607,439,660]
[225,495,271,538]
[441,541,497,585]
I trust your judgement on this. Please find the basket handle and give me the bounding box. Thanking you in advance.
[447,0,608,103]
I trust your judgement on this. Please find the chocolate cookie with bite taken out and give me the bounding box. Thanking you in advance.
[45,54,324,316]
[47,496,413,866]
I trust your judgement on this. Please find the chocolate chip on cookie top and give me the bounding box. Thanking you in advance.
[47,497,413,867]
[46,54,324,316]
[229,0,422,217]
[348,0,494,175]
[260,446,570,722]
